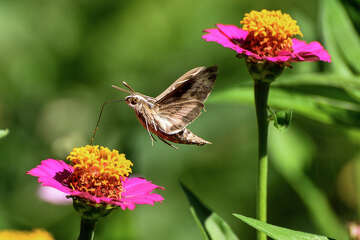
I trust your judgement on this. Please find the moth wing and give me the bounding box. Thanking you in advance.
[154,99,204,134]
[155,66,217,104]
[153,66,217,134]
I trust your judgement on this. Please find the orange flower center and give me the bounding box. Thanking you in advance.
[240,9,303,57]
[66,145,133,200]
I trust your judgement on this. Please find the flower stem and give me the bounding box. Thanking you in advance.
[254,80,270,240]
[78,217,97,240]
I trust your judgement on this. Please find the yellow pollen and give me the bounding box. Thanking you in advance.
[66,145,133,200]
[240,9,303,57]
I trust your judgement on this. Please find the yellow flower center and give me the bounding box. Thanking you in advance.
[66,145,133,200]
[240,9,303,57]
[0,229,54,240]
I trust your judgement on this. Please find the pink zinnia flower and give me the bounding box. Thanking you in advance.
[203,10,331,64]
[27,145,164,210]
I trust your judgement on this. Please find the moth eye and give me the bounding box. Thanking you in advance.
[131,98,138,105]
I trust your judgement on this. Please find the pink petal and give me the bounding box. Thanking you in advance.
[70,191,114,204]
[216,24,248,41]
[116,177,164,210]
[202,24,260,59]
[27,159,73,194]
[291,38,331,62]
[263,55,291,62]
[202,28,240,51]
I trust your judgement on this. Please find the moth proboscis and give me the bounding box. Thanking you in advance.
[112,66,218,149]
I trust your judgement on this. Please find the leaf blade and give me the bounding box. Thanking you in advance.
[321,0,353,75]
[210,80,360,128]
[322,0,360,74]
[233,214,333,240]
[180,182,239,240]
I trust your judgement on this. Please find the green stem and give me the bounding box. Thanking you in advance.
[254,80,270,240]
[78,217,97,240]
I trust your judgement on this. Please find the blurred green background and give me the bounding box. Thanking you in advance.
[1,0,360,239]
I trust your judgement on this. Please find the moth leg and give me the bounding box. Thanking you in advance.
[151,118,157,131]
[158,137,178,149]
[144,118,156,146]
[150,132,157,142]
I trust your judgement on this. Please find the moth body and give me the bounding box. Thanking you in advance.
[134,110,211,146]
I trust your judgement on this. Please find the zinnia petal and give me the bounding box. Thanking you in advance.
[203,24,259,58]
[27,159,73,194]
[216,24,248,41]
[291,38,331,62]
[202,27,240,51]
[118,177,164,210]
[263,54,292,63]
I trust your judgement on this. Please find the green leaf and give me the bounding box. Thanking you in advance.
[321,0,352,75]
[322,0,360,74]
[0,129,9,139]
[210,86,360,127]
[210,74,360,128]
[274,73,360,90]
[274,73,360,103]
[341,0,360,34]
[180,182,239,240]
[233,214,333,240]
[181,182,211,240]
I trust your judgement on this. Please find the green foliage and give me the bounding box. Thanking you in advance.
[180,183,239,240]
[210,73,360,128]
[233,214,332,240]
[0,129,9,139]
[341,0,360,34]
[321,0,360,75]
[269,127,348,239]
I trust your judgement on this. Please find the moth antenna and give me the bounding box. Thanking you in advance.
[112,84,132,94]
[90,99,125,145]
[122,81,136,93]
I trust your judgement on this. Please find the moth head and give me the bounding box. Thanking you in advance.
[111,81,137,106]
[125,95,141,108]
[112,81,152,109]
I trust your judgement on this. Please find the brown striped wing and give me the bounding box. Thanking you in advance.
[155,66,217,104]
[154,66,217,134]
[154,100,204,134]
[155,67,204,102]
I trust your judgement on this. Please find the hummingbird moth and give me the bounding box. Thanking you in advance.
[112,66,217,149]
